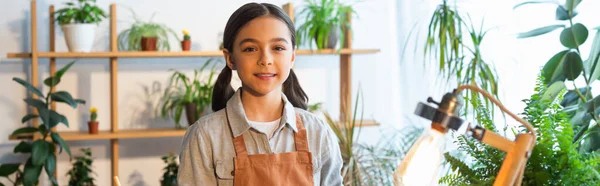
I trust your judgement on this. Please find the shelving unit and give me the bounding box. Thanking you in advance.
[6,1,380,185]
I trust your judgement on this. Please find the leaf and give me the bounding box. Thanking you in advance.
[560,88,588,107]
[23,98,46,109]
[11,127,39,136]
[517,24,565,38]
[542,50,569,85]
[542,81,566,103]
[556,6,570,21]
[51,132,72,160]
[560,23,588,48]
[580,125,600,152]
[48,110,66,128]
[74,99,86,104]
[12,77,44,98]
[586,30,600,84]
[56,61,75,80]
[563,51,584,80]
[43,76,60,87]
[513,0,558,9]
[565,0,583,11]
[32,140,49,166]
[14,141,32,153]
[0,164,21,177]
[21,114,38,123]
[45,153,56,178]
[23,158,42,186]
[50,91,77,108]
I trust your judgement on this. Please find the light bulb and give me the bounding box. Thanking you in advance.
[394,127,447,186]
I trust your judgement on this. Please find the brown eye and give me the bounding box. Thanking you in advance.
[243,47,256,52]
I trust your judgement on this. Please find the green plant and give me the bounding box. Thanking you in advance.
[0,61,85,186]
[0,163,24,186]
[159,59,218,128]
[515,0,600,153]
[117,9,178,51]
[322,85,423,186]
[439,75,600,185]
[404,0,501,120]
[53,0,107,25]
[160,152,178,186]
[296,0,357,50]
[66,148,95,186]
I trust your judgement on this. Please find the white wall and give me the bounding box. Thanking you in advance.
[0,0,400,185]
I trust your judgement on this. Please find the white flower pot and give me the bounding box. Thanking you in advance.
[60,23,97,52]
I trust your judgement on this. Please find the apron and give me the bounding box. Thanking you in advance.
[226,110,315,186]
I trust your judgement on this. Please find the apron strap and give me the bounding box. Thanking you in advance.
[294,113,309,152]
[226,109,249,156]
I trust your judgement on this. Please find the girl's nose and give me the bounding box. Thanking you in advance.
[258,50,273,66]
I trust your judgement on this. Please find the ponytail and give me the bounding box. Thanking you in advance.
[283,69,308,110]
[212,66,235,111]
[211,68,309,111]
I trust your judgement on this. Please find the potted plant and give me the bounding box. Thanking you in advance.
[296,0,357,50]
[159,59,218,128]
[160,152,178,186]
[66,148,96,186]
[54,0,107,52]
[88,107,98,134]
[117,10,178,51]
[181,29,191,51]
[0,61,85,186]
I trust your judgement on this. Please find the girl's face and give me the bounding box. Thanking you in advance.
[224,15,295,96]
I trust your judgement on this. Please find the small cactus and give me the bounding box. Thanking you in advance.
[90,107,97,122]
[182,29,191,40]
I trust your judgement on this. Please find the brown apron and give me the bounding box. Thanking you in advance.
[228,111,315,186]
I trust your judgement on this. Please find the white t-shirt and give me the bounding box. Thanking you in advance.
[248,118,281,139]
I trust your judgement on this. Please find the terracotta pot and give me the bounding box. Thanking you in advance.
[181,40,191,51]
[141,37,158,51]
[88,121,99,134]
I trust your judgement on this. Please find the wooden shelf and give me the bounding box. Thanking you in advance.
[9,128,188,141]
[6,49,380,59]
[8,120,378,141]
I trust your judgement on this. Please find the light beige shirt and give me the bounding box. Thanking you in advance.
[177,88,344,186]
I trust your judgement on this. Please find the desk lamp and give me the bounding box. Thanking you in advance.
[394,85,537,186]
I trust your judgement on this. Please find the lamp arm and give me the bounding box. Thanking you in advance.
[456,84,537,138]
[456,85,537,186]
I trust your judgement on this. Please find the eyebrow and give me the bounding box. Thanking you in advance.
[239,37,289,46]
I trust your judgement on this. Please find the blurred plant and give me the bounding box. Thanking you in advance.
[159,58,219,128]
[117,9,178,51]
[323,85,423,185]
[66,148,95,186]
[296,0,358,50]
[53,0,107,25]
[160,152,178,186]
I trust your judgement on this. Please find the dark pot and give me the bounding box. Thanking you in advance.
[181,40,191,51]
[88,121,99,134]
[141,37,158,51]
[185,103,207,126]
[313,25,339,49]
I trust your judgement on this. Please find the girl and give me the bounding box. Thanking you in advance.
[177,2,343,186]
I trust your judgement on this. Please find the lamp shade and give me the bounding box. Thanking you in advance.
[393,127,447,186]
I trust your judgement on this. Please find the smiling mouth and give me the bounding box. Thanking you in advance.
[255,73,276,80]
